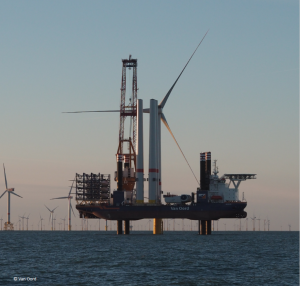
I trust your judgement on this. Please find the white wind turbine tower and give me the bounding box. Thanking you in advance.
[53,216,57,231]
[40,215,44,231]
[257,218,261,231]
[19,214,26,231]
[0,217,3,231]
[45,205,58,231]
[61,217,66,231]
[250,216,256,231]
[51,178,76,231]
[25,214,30,231]
[17,217,21,230]
[0,164,23,231]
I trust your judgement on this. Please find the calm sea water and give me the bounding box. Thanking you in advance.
[0,231,298,286]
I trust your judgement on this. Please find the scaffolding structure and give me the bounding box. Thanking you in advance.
[76,173,110,204]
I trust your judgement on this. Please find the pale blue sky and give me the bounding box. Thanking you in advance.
[0,0,298,231]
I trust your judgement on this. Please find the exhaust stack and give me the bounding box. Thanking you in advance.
[205,152,211,189]
[200,151,211,190]
[200,152,206,190]
[117,154,123,191]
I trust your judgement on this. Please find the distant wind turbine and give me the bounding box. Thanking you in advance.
[53,216,57,231]
[51,177,76,231]
[61,217,66,231]
[257,218,261,231]
[19,214,26,231]
[250,216,256,231]
[40,215,44,231]
[25,214,30,231]
[0,164,23,230]
[45,205,58,231]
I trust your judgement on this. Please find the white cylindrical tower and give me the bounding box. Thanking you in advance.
[7,191,10,223]
[68,198,71,231]
[157,110,161,204]
[149,99,158,203]
[136,99,144,203]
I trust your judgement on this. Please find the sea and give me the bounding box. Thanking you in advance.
[0,231,298,286]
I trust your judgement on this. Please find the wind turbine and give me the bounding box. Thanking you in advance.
[0,217,3,231]
[45,205,58,231]
[25,214,30,231]
[18,217,21,230]
[40,215,44,231]
[19,214,26,231]
[0,164,23,230]
[250,216,256,231]
[257,218,261,231]
[53,216,57,231]
[15,219,20,230]
[61,217,66,231]
[51,178,76,231]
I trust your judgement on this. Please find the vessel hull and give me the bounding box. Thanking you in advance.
[76,202,247,221]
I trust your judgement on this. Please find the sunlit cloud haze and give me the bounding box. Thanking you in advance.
[0,0,298,231]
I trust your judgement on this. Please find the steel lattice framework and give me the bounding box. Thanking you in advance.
[119,57,137,154]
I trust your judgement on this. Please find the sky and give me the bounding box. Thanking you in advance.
[0,0,298,231]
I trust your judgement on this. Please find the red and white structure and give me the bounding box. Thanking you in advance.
[0,164,23,231]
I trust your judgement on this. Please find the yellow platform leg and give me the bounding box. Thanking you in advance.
[153,218,163,234]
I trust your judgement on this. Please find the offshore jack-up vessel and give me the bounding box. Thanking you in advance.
[71,33,256,235]
[76,151,256,235]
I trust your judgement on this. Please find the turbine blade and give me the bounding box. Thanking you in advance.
[51,197,68,200]
[0,190,7,199]
[49,213,51,222]
[10,192,23,198]
[3,164,8,190]
[161,113,200,185]
[52,206,59,212]
[44,205,51,212]
[68,176,76,196]
[70,203,76,217]
[63,110,119,113]
[159,30,209,109]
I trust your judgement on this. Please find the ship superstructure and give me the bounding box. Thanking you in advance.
[203,158,255,203]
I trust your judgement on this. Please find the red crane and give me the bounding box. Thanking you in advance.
[116,55,138,191]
